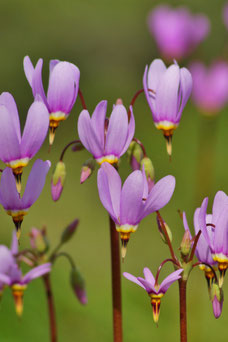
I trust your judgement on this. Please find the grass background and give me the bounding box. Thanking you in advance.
[0,0,227,341]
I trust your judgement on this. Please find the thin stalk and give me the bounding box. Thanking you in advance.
[127,88,155,119]
[78,89,87,109]
[132,138,147,157]
[155,258,179,285]
[189,230,201,262]
[179,279,187,342]
[60,140,81,162]
[43,274,57,342]
[109,216,123,342]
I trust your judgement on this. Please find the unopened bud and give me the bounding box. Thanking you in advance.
[51,161,66,201]
[71,141,85,152]
[29,227,49,253]
[156,217,172,244]
[141,157,155,181]
[127,142,143,171]
[180,230,191,256]
[61,219,79,244]
[70,267,87,305]
[80,158,96,184]
[116,98,123,105]
[210,283,223,319]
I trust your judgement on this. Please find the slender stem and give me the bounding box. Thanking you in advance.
[60,140,81,161]
[49,242,63,262]
[51,252,75,268]
[127,88,155,118]
[109,216,123,342]
[179,279,187,342]
[156,211,178,263]
[43,274,57,342]
[155,258,179,285]
[78,89,87,109]
[189,230,201,262]
[132,138,147,157]
[192,262,218,282]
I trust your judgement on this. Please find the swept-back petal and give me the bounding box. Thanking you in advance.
[0,105,21,163]
[213,205,228,255]
[143,65,156,120]
[147,59,167,94]
[90,100,107,148]
[0,168,20,210]
[0,92,21,142]
[0,246,15,273]
[176,67,192,121]
[182,212,192,239]
[123,272,146,290]
[143,267,155,285]
[156,65,180,122]
[159,269,183,293]
[22,159,51,209]
[23,263,51,284]
[0,273,11,285]
[10,231,18,255]
[212,191,228,226]
[49,59,60,74]
[97,168,116,220]
[120,107,135,156]
[120,170,144,225]
[21,100,49,159]
[105,104,128,156]
[198,197,211,246]
[32,59,48,107]
[23,56,35,87]
[137,277,156,293]
[78,110,103,157]
[99,163,121,219]
[142,175,175,218]
[47,61,80,114]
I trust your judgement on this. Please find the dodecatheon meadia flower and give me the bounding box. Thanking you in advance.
[147,5,210,60]
[0,92,49,192]
[123,268,183,323]
[0,159,51,239]
[78,100,135,165]
[97,162,175,258]
[24,56,80,145]
[183,210,216,287]
[143,59,192,157]
[189,62,228,115]
[198,191,228,287]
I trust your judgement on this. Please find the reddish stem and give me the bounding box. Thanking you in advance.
[109,216,123,342]
[155,258,179,286]
[189,230,201,262]
[78,89,87,110]
[43,274,57,342]
[60,140,81,161]
[132,138,147,157]
[127,88,155,119]
[179,279,187,342]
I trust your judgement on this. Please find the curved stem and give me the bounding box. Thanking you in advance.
[155,258,179,286]
[132,138,147,157]
[127,88,155,119]
[43,274,57,342]
[179,279,187,342]
[192,262,218,283]
[51,251,75,269]
[156,211,178,263]
[189,230,201,262]
[78,89,87,110]
[109,216,123,342]
[60,140,81,161]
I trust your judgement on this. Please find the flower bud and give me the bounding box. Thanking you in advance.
[70,267,87,305]
[71,141,85,152]
[140,157,155,191]
[127,141,143,171]
[80,158,96,184]
[30,227,49,253]
[61,219,79,244]
[210,283,223,319]
[180,230,191,256]
[156,216,172,244]
[51,161,66,201]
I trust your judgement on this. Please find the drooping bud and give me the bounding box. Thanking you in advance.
[127,141,143,171]
[150,294,163,323]
[12,284,27,317]
[71,141,85,152]
[51,161,66,201]
[29,227,49,253]
[80,158,96,184]
[61,219,79,244]
[116,98,123,105]
[140,157,155,192]
[210,283,223,319]
[70,267,87,305]
[156,216,172,245]
[180,230,191,257]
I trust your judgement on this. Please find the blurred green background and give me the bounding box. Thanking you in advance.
[0,0,228,341]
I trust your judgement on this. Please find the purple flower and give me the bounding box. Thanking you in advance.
[223,3,228,30]
[124,267,183,322]
[0,159,51,239]
[97,162,175,258]
[0,93,49,191]
[190,62,228,115]
[78,101,135,165]
[24,56,80,145]
[148,6,210,60]
[198,191,228,286]
[143,59,192,156]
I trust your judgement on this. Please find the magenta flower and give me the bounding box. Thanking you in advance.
[78,101,135,165]
[124,267,183,322]
[143,59,192,156]
[0,159,51,238]
[24,56,80,145]
[198,191,228,286]
[223,3,228,30]
[148,5,210,60]
[0,92,49,191]
[190,61,228,115]
[97,162,175,258]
